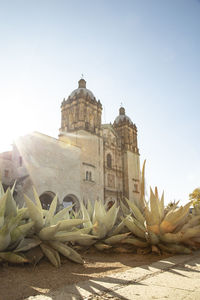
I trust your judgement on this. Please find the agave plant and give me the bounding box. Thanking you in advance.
[0,182,33,264]
[164,200,180,215]
[121,161,200,254]
[76,199,130,251]
[15,187,96,267]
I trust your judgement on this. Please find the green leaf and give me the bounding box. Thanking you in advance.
[4,188,17,217]
[32,186,43,212]
[24,194,44,231]
[45,195,58,226]
[0,252,29,264]
[14,238,41,252]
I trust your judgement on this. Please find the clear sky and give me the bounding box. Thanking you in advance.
[0,0,199,205]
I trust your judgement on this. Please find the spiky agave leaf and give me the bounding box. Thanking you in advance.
[104,232,130,245]
[92,200,106,225]
[102,202,119,233]
[138,159,146,213]
[24,194,44,231]
[80,201,93,229]
[54,231,97,242]
[10,181,16,196]
[49,240,84,264]
[10,221,34,243]
[121,237,148,248]
[0,181,5,198]
[125,197,145,225]
[160,202,191,234]
[94,242,112,251]
[38,223,61,240]
[40,243,61,267]
[0,252,29,264]
[0,224,11,251]
[120,199,130,216]
[108,218,129,236]
[123,216,146,239]
[86,199,93,219]
[14,238,41,253]
[4,188,17,218]
[45,195,58,226]
[0,193,7,227]
[32,186,43,211]
[51,205,73,225]
[149,187,162,224]
[57,218,87,231]
[17,207,29,219]
[92,221,107,239]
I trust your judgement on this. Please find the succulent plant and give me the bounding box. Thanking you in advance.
[17,187,96,267]
[121,161,200,254]
[0,182,32,264]
[77,199,129,251]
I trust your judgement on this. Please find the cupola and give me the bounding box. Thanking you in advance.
[114,107,133,125]
[60,78,102,136]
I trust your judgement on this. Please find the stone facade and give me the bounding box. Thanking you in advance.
[59,78,140,205]
[0,79,141,208]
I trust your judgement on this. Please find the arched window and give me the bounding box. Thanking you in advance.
[107,153,112,168]
[86,171,89,180]
[40,191,56,210]
[89,171,92,181]
[63,194,80,212]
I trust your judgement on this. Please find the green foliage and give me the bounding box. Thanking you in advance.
[19,187,97,267]
[121,161,200,254]
[1,165,200,268]
[77,199,129,250]
[189,188,200,203]
[0,183,33,264]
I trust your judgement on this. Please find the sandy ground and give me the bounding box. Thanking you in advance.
[0,249,170,300]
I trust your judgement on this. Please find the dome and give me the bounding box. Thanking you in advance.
[68,79,96,100]
[114,107,133,125]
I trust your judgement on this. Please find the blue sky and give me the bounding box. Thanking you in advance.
[0,0,199,204]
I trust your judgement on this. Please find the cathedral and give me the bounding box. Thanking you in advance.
[0,78,140,209]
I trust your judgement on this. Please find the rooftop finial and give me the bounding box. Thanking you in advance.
[119,106,125,115]
[78,77,86,88]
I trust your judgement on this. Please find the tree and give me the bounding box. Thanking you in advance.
[189,188,200,203]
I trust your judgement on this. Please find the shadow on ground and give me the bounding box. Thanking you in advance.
[1,250,200,300]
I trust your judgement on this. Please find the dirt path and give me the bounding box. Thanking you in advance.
[0,250,170,300]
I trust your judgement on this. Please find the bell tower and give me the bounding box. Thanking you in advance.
[59,78,104,205]
[113,107,139,154]
[60,79,102,136]
[113,107,140,202]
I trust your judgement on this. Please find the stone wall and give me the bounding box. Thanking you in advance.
[15,132,81,206]
[60,129,104,204]
[0,152,16,187]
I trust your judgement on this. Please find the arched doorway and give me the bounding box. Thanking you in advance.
[62,194,80,212]
[39,191,56,210]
